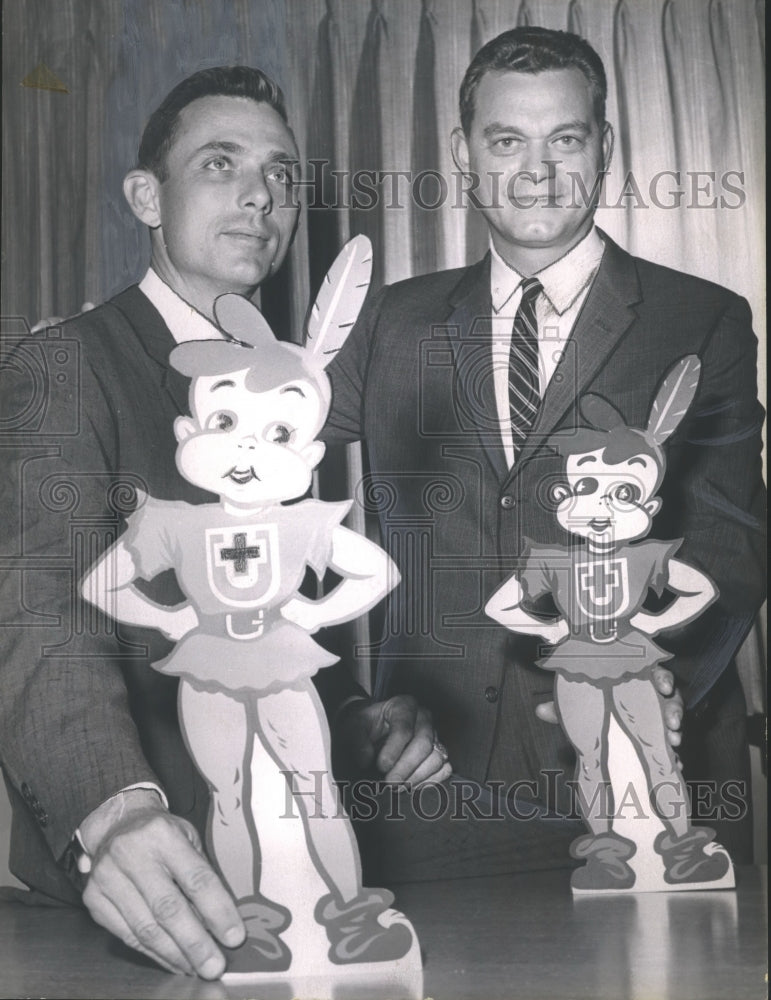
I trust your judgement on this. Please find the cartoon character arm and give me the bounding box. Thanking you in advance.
[485,574,570,645]
[630,557,717,637]
[81,540,198,642]
[280,525,399,634]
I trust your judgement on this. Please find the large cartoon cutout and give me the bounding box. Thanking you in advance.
[81,236,422,984]
[486,357,735,893]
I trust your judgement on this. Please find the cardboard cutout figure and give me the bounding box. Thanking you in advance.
[486,356,735,894]
[81,237,422,981]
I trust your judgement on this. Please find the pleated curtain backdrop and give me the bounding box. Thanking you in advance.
[1,0,765,696]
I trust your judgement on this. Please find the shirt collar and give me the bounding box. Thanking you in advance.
[490,228,605,315]
[138,268,222,344]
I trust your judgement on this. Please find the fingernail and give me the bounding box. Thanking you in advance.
[223,925,245,947]
[199,955,224,980]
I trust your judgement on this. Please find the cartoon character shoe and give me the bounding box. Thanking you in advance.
[315,888,413,964]
[654,827,731,884]
[225,895,292,973]
[570,831,637,890]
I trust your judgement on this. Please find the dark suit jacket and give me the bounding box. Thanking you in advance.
[0,286,356,902]
[323,233,766,794]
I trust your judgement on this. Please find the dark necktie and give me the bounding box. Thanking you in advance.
[508,277,543,452]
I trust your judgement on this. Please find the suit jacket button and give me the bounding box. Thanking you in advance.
[500,495,516,509]
[485,685,499,703]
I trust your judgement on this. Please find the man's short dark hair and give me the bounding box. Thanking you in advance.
[138,66,288,181]
[459,27,607,135]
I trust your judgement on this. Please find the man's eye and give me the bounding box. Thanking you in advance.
[264,423,293,444]
[492,137,518,150]
[206,411,237,431]
[205,157,232,171]
[267,163,295,185]
[554,135,581,148]
[574,477,599,496]
[612,482,642,504]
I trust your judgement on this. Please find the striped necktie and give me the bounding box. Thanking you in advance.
[509,277,543,452]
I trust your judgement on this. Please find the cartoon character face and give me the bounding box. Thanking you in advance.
[174,368,326,507]
[551,448,662,544]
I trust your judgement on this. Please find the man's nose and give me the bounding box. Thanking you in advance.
[516,143,558,185]
[238,170,272,212]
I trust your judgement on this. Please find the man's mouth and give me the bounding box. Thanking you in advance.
[588,518,612,532]
[510,192,564,207]
[224,466,259,485]
[222,228,270,243]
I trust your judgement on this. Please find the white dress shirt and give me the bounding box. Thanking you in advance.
[490,228,605,468]
[138,268,223,343]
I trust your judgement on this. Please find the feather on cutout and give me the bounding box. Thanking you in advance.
[646,355,701,444]
[305,235,372,369]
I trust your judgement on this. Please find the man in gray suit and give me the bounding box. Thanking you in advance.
[324,26,765,881]
[0,66,442,979]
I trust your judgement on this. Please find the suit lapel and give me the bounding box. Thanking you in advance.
[445,255,510,481]
[111,285,190,415]
[509,234,643,479]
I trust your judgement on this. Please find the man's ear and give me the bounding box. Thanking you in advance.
[301,440,326,470]
[123,169,162,228]
[601,122,614,174]
[174,416,197,442]
[644,496,662,517]
[450,127,470,173]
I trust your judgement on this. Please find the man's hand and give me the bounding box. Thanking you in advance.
[30,302,95,332]
[80,790,244,978]
[336,695,452,786]
[535,666,684,748]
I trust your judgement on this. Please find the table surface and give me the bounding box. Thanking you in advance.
[1,866,767,1000]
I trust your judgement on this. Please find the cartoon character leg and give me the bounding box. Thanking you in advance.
[254,679,413,964]
[554,674,637,890]
[612,677,730,884]
[554,674,614,835]
[611,676,690,837]
[177,681,292,972]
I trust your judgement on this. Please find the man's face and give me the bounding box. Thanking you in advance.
[552,449,661,544]
[143,95,300,311]
[452,68,612,269]
[174,369,326,508]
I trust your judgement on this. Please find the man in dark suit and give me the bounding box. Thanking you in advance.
[324,27,765,881]
[0,65,441,979]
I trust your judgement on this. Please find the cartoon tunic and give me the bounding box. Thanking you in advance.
[520,537,682,683]
[123,495,352,693]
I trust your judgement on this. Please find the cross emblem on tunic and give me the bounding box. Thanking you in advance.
[219,532,261,575]
[584,560,616,603]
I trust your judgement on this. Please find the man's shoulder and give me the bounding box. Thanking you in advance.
[378,262,483,314]
[55,285,154,337]
[36,285,173,373]
[604,236,745,310]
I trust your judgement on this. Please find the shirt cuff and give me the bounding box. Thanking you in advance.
[73,783,168,874]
